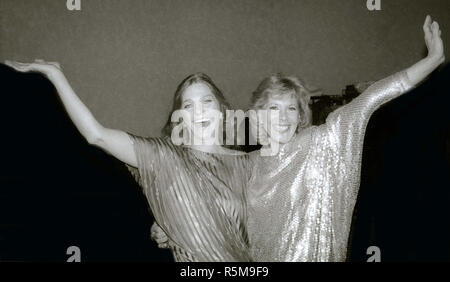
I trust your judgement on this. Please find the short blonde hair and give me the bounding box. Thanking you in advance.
[250,73,320,130]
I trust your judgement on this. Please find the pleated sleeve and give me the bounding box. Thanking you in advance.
[317,71,414,254]
[124,133,169,197]
[324,70,413,189]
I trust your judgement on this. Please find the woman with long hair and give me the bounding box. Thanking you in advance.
[3,58,252,262]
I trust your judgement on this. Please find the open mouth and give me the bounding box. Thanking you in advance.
[274,124,291,133]
[194,118,212,128]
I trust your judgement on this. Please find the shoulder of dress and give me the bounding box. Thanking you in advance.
[157,135,183,148]
[140,136,181,155]
[296,125,317,142]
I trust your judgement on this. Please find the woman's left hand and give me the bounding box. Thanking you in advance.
[151,222,170,249]
[423,15,445,63]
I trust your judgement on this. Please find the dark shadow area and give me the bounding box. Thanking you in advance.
[0,64,173,261]
[349,64,450,261]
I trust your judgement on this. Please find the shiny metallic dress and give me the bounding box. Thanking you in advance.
[126,135,251,262]
[247,71,413,261]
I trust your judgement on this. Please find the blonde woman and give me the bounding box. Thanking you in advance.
[3,60,252,262]
[152,15,445,261]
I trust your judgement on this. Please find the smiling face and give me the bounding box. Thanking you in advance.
[250,74,314,147]
[180,82,222,144]
[263,92,300,144]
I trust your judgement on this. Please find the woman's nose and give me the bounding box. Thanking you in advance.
[194,104,203,115]
[279,109,288,121]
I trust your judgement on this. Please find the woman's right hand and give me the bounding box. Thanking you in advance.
[4,59,63,78]
[151,222,170,249]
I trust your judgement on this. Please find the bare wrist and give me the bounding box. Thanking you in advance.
[46,68,65,82]
[426,54,445,65]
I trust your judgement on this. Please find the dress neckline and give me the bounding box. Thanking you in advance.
[182,145,247,157]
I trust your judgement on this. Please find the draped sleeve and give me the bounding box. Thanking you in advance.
[124,133,169,198]
[323,70,413,195]
[316,71,414,257]
[326,71,413,145]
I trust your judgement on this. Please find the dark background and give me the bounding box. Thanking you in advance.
[0,64,173,261]
[349,63,450,261]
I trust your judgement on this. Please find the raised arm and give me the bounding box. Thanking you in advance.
[315,17,445,241]
[318,15,446,195]
[4,60,137,167]
[326,15,445,131]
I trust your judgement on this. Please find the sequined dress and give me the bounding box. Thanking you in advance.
[247,71,413,261]
[126,135,251,262]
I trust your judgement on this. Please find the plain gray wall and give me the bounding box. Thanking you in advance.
[1,0,449,136]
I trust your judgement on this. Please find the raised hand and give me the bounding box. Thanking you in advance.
[4,59,62,78]
[423,15,445,63]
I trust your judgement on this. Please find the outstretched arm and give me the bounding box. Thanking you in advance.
[326,15,445,130]
[321,15,445,192]
[316,17,445,240]
[4,60,137,167]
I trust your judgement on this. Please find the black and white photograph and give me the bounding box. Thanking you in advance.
[0,0,449,272]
